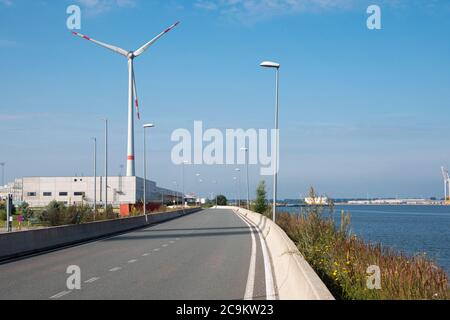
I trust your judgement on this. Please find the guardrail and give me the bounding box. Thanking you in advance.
[227,206,334,300]
[0,208,202,262]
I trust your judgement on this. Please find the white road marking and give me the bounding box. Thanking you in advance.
[175,238,180,241]
[142,253,150,256]
[235,211,257,300]
[237,210,277,300]
[162,244,168,247]
[128,259,138,263]
[169,241,175,244]
[109,267,121,272]
[85,277,100,284]
[153,248,160,252]
[258,227,276,300]
[50,291,71,299]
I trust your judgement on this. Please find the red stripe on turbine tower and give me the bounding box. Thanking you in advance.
[128,156,135,160]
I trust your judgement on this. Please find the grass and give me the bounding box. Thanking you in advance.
[275,207,450,300]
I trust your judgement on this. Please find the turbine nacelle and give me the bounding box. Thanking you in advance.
[127,52,135,60]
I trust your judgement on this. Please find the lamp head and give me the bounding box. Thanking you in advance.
[260,61,280,69]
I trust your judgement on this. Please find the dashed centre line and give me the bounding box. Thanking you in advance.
[153,248,160,252]
[109,267,122,272]
[85,277,100,284]
[50,291,71,299]
[128,259,138,264]
[162,244,168,247]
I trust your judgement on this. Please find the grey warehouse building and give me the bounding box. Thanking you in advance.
[0,176,182,208]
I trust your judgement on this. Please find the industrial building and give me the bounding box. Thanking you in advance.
[0,176,183,208]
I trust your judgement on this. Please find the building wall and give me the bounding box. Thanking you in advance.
[21,176,181,208]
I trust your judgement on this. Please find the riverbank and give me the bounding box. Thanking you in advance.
[274,206,450,300]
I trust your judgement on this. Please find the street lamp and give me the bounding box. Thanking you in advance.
[143,123,155,222]
[235,168,241,207]
[173,181,179,207]
[182,161,189,207]
[240,147,250,210]
[103,119,109,211]
[91,138,97,214]
[260,60,280,223]
[212,180,218,207]
[233,177,238,206]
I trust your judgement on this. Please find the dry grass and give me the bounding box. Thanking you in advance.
[277,208,450,300]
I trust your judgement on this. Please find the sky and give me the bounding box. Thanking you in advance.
[1,0,450,200]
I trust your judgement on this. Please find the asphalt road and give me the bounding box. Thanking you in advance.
[0,208,276,300]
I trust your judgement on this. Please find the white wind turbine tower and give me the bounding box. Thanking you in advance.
[72,22,180,177]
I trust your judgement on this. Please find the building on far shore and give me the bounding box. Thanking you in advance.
[346,198,439,205]
[0,176,183,208]
[304,196,329,205]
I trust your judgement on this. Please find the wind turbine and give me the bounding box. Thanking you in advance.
[72,22,180,177]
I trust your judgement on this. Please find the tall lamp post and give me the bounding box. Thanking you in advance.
[212,180,218,207]
[173,181,179,207]
[103,119,109,211]
[182,160,188,207]
[233,177,238,207]
[91,138,97,214]
[235,168,241,207]
[240,147,250,210]
[260,61,280,223]
[143,124,155,222]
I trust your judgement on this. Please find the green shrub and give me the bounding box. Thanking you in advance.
[253,181,268,214]
[215,195,228,206]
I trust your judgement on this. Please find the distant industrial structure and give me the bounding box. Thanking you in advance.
[346,198,439,205]
[0,176,182,208]
[441,166,449,204]
[304,196,330,206]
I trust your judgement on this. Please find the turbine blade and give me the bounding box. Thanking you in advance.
[72,31,128,57]
[133,72,140,120]
[133,21,180,57]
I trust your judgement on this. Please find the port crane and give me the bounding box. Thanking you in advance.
[441,166,449,202]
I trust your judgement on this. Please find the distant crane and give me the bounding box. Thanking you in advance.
[441,166,449,202]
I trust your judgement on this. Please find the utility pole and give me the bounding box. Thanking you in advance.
[104,119,108,210]
[92,138,97,214]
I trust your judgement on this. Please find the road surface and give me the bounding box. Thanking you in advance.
[0,208,276,300]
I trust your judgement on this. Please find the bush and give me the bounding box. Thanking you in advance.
[215,195,228,206]
[276,187,450,300]
[0,210,6,221]
[253,181,268,214]
[38,201,95,226]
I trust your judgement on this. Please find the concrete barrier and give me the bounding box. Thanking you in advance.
[227,206,334,300]
[0,208,201,262]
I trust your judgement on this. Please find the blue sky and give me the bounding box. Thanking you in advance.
[1,0,450,199]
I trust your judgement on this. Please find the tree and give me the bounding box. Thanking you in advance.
[254,181,268,214]
[215,195,228,206]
